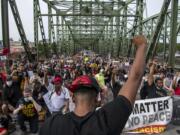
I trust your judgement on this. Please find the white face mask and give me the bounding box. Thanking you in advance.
[124,74,128,79]
[6,81,12,86]
[24,97,30,102]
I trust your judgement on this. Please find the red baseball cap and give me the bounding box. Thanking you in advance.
[69,75,100,93]
[52,76,62,85]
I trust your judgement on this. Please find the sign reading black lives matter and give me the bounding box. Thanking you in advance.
[124,96,173,134]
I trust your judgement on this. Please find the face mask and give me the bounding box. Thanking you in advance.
[24,98,30,102]
[124,74,128,79]
[6,81,12,86]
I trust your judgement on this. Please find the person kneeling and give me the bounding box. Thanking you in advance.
[13,87,42,134]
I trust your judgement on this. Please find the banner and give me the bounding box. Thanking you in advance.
[124,96,173,134]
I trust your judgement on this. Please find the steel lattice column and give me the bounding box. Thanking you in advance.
[146,0,171,62]
[163,16,168,63]
[138,0,144,34]
[1,0,10,50]
[36,0,48,58]
[56,16,60,53]
[34,0,39,60]
[116,0,121,57]
[1,0,10,73]
[122,6,127,56]
[9,0,33,61]
[168,0,178,68]
[127,0,143,57]
[48,1,52,44]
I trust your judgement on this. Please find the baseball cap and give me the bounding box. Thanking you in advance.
[52,76,62,85]
[69,75,100,93]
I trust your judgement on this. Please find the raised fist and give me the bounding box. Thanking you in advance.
[133,35,147,47]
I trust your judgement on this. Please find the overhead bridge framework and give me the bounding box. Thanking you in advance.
[1,0,180,68]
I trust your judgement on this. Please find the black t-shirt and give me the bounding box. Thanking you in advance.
[2,83,22,107]
[17,98,39,119]
[111,82,122,98]
[0,116,9,129]
[33,85,48,107]
[39,95,132,135]
[146,83,168,99]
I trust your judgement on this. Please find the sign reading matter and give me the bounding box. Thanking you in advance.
[124,96,173,134]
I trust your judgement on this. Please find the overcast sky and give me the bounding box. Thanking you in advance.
[0,0,164,41]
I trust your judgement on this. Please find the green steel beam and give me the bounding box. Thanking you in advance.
[40,13,138,17]
[64,1,80,14]
[94,0,114,15]
[122,6,127,56]
[56,16,60,53]
[92,0,136,46]
[34,0,39,60]
[138,0,143,34]
[163,16,167,63]
[36,0,48,58]
[146,0,171,62]
[127,7,180,35]
[117,0,121,57]
[168,0,178,68]
[47,1,57,54]
[42,0,58,11]
[1,0,10,50]
[9,0,33,61]
[127,0,143,57]
[53,24,123,26]
[48,1,52,44]
[1,0,10,73]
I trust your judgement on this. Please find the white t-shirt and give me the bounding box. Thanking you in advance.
[46,83,54,92]
[50,86,70,112]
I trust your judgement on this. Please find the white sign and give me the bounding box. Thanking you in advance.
[124,96,173,134]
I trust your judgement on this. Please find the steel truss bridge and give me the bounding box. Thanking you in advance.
[1,0,180,68]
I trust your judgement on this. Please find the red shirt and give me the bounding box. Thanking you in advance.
[175,87,180,96]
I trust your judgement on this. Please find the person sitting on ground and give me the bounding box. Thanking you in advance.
[39,35,147,135]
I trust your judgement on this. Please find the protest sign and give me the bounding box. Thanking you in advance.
[124,96,173,134]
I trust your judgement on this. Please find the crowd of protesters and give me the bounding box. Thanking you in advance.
[0,36,179,135]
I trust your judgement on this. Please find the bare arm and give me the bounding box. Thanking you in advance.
[63,99,69,113]
[119,35,147,105]
[13,105,23,115]
[29,97,42,112]
[147,62,155,86]
[43,70,49,87]
[111,71,116,87]
[24,77,29,90]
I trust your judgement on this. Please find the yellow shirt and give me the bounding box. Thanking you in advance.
[95,73,105,87]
